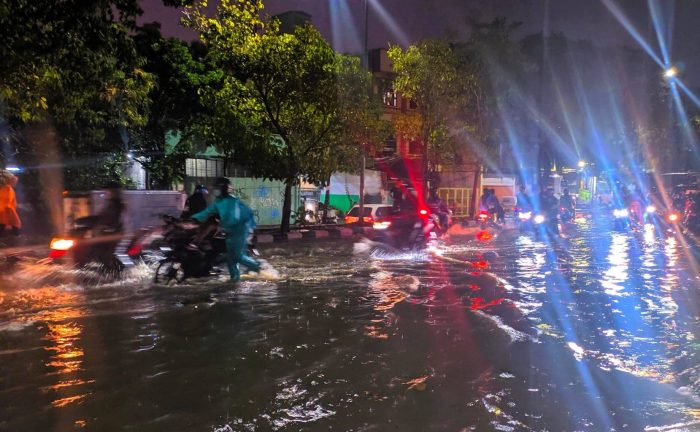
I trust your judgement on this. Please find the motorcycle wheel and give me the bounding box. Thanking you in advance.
[155,259,186,284]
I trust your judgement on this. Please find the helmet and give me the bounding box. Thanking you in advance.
[214,177,231,187]
[195,184,208,193]
[214,177,231,197]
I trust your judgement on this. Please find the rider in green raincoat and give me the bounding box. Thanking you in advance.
[192,177,261,281]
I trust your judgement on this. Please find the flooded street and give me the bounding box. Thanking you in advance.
[2,216,700,431]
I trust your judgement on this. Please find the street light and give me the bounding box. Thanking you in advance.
[359,0,370,223]
[577,160,587,169]
[663,65,679,79]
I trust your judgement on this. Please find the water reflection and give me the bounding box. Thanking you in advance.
[1,221,700,430]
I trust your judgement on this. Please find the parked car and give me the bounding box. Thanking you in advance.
[344,204,394,224]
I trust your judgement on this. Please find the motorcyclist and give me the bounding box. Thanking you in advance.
[625,186,644,225]
[559,188,575,211]
[486,189,504,223]
[480,188,491,212]
[76,181,125,234]
[427,188,450,229]
[390,179,404,211]
[540,187,559,234]
[182,185,208,219]
[516,185,532,212]
[192,177,260,282]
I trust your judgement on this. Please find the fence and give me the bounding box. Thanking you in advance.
[438,188,472,218]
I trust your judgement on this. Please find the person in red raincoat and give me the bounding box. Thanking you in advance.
[0,171,21,236]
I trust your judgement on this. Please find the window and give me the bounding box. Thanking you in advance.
[375,206,393,217]
[383,87,397,108]
[185,158,224,178]
[347,206,372,217]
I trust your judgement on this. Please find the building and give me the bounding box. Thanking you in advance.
[368,48,479,218]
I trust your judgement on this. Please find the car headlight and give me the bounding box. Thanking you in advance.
[519,211,532,221]
[613,209,629,218]
[534,215,546,224]
[646,205,656,214]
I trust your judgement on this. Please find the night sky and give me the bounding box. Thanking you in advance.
[139,0,700,84]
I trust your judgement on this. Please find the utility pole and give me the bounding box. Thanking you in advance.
[359,0,369,223]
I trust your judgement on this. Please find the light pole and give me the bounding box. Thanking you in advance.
[359,0,369,222]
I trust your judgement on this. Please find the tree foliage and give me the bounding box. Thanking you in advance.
[388,40,474,170]
[1,0,156,191]
[185,0,386,231]
[131,23,218,189]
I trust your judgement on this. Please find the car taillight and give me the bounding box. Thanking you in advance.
[668,213,679,222]
[477,211,489,221]
[419,209,429,216]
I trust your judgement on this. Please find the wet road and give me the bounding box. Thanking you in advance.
[2,215,700,431]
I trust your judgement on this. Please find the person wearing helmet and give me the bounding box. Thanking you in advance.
[94,181,125,233]
[192,177,260,282]
[182,184,208,219]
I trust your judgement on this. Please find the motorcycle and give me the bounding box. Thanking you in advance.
[153,216,259,283]
[612,207,633,231]
[48,217,146,270]
[371,207,437,250]
[559,206,574,223]
[476,210,499,229]
[517,208,548,233]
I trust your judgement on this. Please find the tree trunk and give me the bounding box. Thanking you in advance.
[470,164,482,218]
[323,176,331,223]
[25,121,65,235]
[280,178,293,233]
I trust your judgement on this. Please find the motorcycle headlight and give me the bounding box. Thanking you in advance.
[613,209,629,218]
[534,215,546,224]
[519,211,532,221]
[646,205,656,214]
[50,238,75,251]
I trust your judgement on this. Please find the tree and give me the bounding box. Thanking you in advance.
[389,19,530,212]
[1,0,156,230]
[388,39,474,189]
[132,23,218,189]
[186,0,386,232]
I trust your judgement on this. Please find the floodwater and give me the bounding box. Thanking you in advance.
[2,215,700,431]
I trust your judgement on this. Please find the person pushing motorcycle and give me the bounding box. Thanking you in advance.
[192,177,260,282]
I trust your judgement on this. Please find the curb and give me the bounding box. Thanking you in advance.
[258,227,357,244]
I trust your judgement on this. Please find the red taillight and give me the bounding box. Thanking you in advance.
[476,230,493,242]
[477,211,489,221]
[127,244,143,256]
[669,213,679,222]
[363,216,374,223]
[419,209,429,216]
[49,250,67,259]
